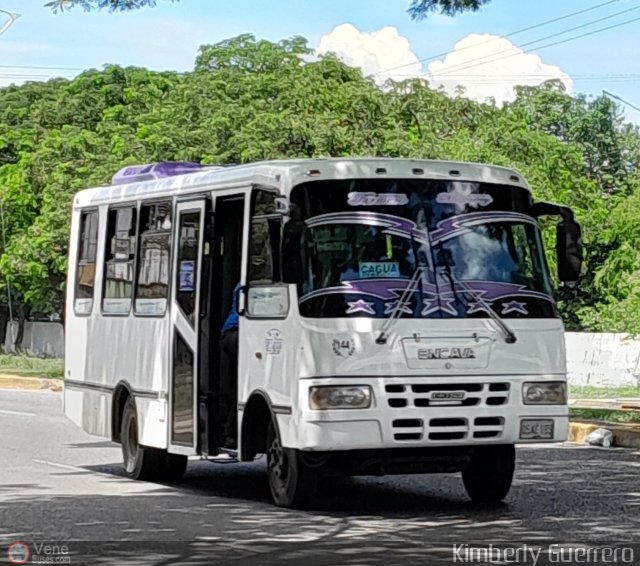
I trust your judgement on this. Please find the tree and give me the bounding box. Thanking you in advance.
[0,65,181,318]
[46,0,173,12]
[46,0,491,18]
[1,33,640,333]
[408,0,491,19]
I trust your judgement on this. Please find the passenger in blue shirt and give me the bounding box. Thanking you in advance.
[220,283,240,448]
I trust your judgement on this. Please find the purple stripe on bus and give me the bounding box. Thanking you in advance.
[300,279,554,304]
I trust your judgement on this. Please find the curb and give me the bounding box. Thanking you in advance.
[0,374,63,392]
[569,420,640,450]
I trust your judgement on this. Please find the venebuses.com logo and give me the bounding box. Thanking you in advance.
[6,541,71,564]
[7,542,30,564]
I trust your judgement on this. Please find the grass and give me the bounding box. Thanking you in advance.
[570,408,640,424]
[0,354,64,379]
[569,385,640,400]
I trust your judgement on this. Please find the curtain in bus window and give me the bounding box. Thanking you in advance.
[75,210,99,315]
[103,207,137,315]
[135,202,172,316]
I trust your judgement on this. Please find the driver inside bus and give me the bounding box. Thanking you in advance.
[220,282,240,449]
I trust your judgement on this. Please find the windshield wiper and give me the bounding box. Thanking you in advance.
[375,264,424,345]
[376,229,429,345]
[436,247,517,344]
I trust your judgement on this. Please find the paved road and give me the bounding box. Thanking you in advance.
[0,389,639,565]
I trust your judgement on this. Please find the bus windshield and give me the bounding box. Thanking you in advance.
[289,178,556,319]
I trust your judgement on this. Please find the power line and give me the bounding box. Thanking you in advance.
[430,14,640,80]
[603,90,640,113]
[385,74,640,86]
[432,3,640,78]
[376,0,622,75]
[0,63,83,71]
[0,74,73,80]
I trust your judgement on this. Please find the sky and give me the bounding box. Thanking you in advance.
[0,0,639,122]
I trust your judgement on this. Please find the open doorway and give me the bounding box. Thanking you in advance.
[200,194,245,454]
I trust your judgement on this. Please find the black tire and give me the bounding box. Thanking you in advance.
[162,453,188,482]
[462,444,515,503]
[121,397,162,481]
[266,420,317,508]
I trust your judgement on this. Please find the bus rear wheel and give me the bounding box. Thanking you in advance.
[266,421,317,508]
[120,397,187,482]
[462,444,515,503]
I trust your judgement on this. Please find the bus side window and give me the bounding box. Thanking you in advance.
[134,201,172,316]
[75,210,99,316]
[103,206,137,315]
[249,190,281,284]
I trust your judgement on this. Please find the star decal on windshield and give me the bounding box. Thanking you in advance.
[501,300,528,315]
[466,300,494,315]
[421,296,458,316]
[384,300,413,315]
[346,299,376,315]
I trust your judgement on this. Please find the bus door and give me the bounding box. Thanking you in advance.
[169,199,206,455]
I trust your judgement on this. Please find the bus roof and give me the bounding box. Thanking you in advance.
[73,158,532,208]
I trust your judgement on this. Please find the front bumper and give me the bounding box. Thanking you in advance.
[279,376,568,451]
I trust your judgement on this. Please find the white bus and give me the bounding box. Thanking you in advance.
[64,158,582,508]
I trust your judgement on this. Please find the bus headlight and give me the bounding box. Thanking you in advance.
[309,386,372,410]
[522,382,567,405]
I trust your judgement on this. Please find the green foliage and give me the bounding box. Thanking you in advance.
[570,408,640,424]
[46,0,491,19]
[1,34,640,333]
[46,0,174,12]
[570,386,640,399]
[408,0,491,19]
[0,354,64,378]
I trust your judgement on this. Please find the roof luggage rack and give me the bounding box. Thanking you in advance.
[111,162,217,185]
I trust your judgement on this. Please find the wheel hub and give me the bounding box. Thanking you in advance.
[125,416,138,471]
[268,435,288,487]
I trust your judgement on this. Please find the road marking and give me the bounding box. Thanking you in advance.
[32,459,86,472]
[0,408,36,417]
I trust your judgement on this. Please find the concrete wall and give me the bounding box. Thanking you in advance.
[565,332,640,389]
[2,321,65,359]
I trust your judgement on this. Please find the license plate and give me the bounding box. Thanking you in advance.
[520,419,554,440]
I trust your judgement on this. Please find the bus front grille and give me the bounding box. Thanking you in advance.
[385,382,510,409]
[385,383,508,443]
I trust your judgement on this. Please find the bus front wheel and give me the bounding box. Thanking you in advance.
[266,421,317,508]
[462,444,515,503]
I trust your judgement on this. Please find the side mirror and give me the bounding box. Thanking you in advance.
[530,201,583,284]
[556,217,583,283]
